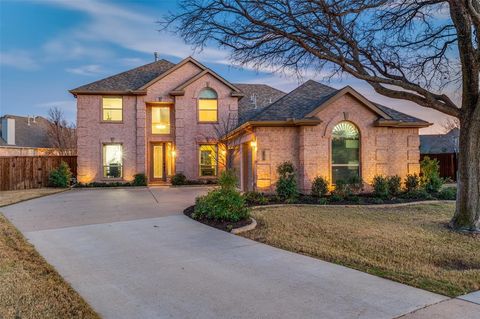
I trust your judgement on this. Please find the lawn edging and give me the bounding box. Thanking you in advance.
[231,218,257,234]
[249,199,456,210]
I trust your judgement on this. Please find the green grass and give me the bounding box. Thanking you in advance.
[242,203,480,297]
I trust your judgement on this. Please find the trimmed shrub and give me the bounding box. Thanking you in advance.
[347,175,363,194]
[372,175,389,198]
[48,161,72,188]
[194,188,249,222]
[275,161,298,200]
[420,156,443,193]
[171,173,187,185]
[243,191,269,205]
[438,187,457,200]
[332,179,351,199]
[133,173,147,186]
[405,173,420,193]
[387,175,402,197]
[401,189,434,200]
[311,176,329,197]
[219,169,237,190]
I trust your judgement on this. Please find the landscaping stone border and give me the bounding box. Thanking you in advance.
[249,200,456,210]
[231,218,257,234]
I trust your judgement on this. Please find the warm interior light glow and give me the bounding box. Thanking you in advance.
[155,124,166,129]
[250,140,257,148]
[171,150,176,157]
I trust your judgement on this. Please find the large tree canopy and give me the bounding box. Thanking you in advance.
[163,0,480,231]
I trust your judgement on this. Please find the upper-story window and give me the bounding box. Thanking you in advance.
[102,97,123,122]
[152,106,171,134]
[198,88,218,122]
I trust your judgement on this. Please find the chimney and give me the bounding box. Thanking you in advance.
[154,52,158,62]
[1,117,15,145]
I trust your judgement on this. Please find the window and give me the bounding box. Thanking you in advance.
[199,144,217,176]
[331,121,360,184]
[102,97,122,122]
[103,144,123,178]
[198,88,218,122]
[152,106,170,134]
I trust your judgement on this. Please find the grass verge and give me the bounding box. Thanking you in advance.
[0,188,66,207]
[242,203,479,297]
[0,189,100,319]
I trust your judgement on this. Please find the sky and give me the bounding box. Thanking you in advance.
[0,0,457,134]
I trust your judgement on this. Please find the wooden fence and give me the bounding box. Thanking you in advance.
[420,153,458,181]
[0,156,77,191]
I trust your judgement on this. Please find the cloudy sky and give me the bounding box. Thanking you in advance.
[0,0,457,134]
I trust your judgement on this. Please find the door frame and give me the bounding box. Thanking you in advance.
[150,142,172,182]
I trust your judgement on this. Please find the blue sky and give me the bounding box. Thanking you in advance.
[0,0,454,133]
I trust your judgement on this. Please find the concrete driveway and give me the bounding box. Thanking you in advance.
[1,187,463,319]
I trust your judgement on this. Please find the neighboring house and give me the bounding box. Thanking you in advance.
[0,115,55,156]
[71,56,431,192]
[420,129,459,180]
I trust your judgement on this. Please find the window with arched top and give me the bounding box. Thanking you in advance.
[198,88,218,122]
[331,121,360,184]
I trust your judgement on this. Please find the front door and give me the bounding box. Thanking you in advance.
[150,142,173,182]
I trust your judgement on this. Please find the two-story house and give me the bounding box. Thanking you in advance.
[71,57,431,192]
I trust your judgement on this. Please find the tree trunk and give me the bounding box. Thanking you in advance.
[450,103,480,231]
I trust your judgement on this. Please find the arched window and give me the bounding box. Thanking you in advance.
[331,121,360,184]
[198,88,218,122]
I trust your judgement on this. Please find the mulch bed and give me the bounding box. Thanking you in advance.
[183,205,252,232]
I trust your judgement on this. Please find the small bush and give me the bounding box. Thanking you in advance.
[243,191,269,205]
[372,175,389,198]
[347,175,363,194]
[405,174,420,193]
[275,161,298,200]
[311,176,329,197]
[219,169,237,190]
[387,175,402,197]
[437,187,457,200]
[401,189,434,200]
[317,197,328,205]
[194,188,250,222]
[331,179,351,199]
[171,173,187,185]
[133,173,147,186]
[329,193,343,202]
[48,161,72,188]
[420,156,443,193]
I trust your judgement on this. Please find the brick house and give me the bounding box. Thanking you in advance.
[70,57,431,192]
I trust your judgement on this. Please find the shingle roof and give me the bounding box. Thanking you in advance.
[70,59,176,93]
[374,103,427,123]
[233,83,286,124]
[420,129,459,154]
[0,115,53,148]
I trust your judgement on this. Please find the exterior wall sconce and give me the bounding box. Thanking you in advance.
[250,140,257,148]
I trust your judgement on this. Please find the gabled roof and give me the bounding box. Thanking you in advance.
[0,115,53,148]
[243,80,430,127]
[420,129,459,154]
[70,59,176,95]
[170,69,244,97]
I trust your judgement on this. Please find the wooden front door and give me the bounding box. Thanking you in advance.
[150,142,173,182]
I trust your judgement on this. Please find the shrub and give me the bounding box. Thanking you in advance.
[401,189,434,200]
[317,197,328,205]
[311,176,329,197]
[387,175,402,197]
[275,161,298,200]
[219,169,237,190]
[438,187,457,200]
[243,191,269,205]
[405,173,420,193]
[372,175,389,198]
[133,173,147,186]
[48,161,72,188]
[331,179,351,199]
[420,156,443,193]
[194,188,249,222]
[347,175,363,194]
[171,173,187,185]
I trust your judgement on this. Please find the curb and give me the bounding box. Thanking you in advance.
[231,218,257,234]
[249,200,455,210]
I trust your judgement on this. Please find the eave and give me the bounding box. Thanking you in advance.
[375,119,433,128]
[69,90,147,97]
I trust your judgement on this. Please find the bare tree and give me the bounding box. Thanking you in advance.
[442,117,461,133]
[163,0,480,232]
[47,107,77,156]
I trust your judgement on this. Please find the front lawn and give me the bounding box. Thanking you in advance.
[0,190,99,319]
[242,203,480,297]
[0,188,66,207]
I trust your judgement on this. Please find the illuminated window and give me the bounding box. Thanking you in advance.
[102,97,123,122]
[152,106,170,134]
[199,144,217,176]
[198,88,218,122]
[331,121,360,184]
[103,144,123,178]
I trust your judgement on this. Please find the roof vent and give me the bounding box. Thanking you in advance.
[154,52,158,62]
